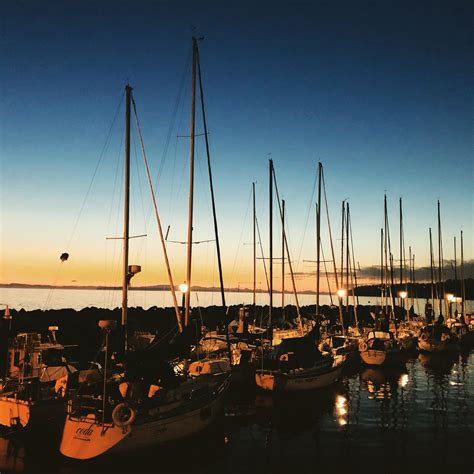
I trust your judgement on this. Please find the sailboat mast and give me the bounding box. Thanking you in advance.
[269,159,273,327]
[196,41,226,308]
[437,201,443,317]
[453,236,457,300]
[122,84,132,348]
[340,201,345,295]
[253,182,256,307]
[380,228,384,309]
[346,203,350,307]
[399,198,403,306]
[316,162,322,316]
[281,199,285,315]
[461,231,465,319]
[429,228,435,317]
[384,195,389,313]
[184,38,198,327]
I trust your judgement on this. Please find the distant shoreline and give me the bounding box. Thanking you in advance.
[0,283,318,295]
[1,278,473,299]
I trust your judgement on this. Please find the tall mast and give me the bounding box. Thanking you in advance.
[437,201,443,317]
[453,236,457,299]
[253,182,256,307]
[196,40,226,308]
[316,162,322,316]
[411,252,415,310]
[269,159,273,327]
[461,231,465,319]
[384,195,389,313]
[380,228,384,309]
[340,201,345,295]
[122,84,132,350]
[184,38,198,327]
[399,198,403,306]
[281,199,285,316]
[346,203,350,307]
[429,228,435,317]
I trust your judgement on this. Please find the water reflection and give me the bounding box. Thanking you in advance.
[0,352,472,473]
[0,437,25,472]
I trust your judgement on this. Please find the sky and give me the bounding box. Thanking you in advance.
[1,0,472,294]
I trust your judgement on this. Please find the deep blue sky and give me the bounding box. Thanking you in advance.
[1,0,472,288]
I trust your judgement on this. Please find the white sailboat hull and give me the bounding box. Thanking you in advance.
[359,348,402,366]
[60,375,230,460]
[255,361,343,392]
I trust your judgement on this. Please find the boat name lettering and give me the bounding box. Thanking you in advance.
[76,427,94,437]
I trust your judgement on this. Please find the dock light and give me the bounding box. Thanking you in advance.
[399,291,407,299]
[446,294,455,302]
[337,289,347,298]
[179,283,189,293]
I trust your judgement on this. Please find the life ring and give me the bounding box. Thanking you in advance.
[359,342,368,352]
[112,403,136,427]
[420,333,429,341]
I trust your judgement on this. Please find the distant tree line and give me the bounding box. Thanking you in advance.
[354,278,473,300]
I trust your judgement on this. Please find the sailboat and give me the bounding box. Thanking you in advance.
[445,231,474,346]
[417,202,459,352]
[254,161,343,392]
[0,315,87,435]
[359,196,402,366]
[60,44,230,460]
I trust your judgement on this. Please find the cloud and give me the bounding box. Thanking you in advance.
[357,260,474,282]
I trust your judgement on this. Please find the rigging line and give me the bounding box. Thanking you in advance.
[295,169,317,274]
[271,167,302,329]
[104,125,125,307]
[130,120,148,261]
[255,214,270,295]
[65,90,125,251]
[321,170,339,290]
[348,207,360,306]
[229,186,252,284]
[320,244,333,305]
[132,96,182,333]
[321,168,345,333]
[155,47,192,189]
[165,55,193,224]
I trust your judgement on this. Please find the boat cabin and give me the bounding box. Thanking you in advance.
[7,331,69,380]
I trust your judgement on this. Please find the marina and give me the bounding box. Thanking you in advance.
[1,1,473,473]
[0,345,471,473]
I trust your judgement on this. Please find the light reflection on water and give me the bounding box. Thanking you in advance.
[0,351,472,473]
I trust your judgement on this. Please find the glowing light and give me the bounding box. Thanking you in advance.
[399,374,409,388]
[336,395,346,408]
[398,291,407,299]
[337,289,347,298]
[446,293,455,302]
[179,283,189,293]
[337,418,347,426]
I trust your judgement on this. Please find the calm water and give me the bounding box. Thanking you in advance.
[0,350,472,473]
[1,287,473,313]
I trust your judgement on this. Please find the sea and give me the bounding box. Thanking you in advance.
[1,287,473,313]
[0,287,472,473]
[0,351,472,473]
